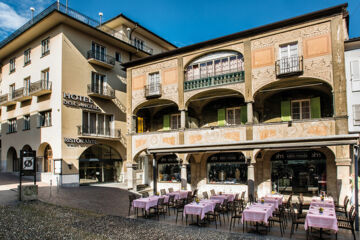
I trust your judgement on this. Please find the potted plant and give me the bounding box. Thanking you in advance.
[195,197,200,204]
[319,207,324,214]
[261,199,265,204]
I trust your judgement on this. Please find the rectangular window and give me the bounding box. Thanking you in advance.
[39,110,52,127]
[170,114,181,130]
[9,84,15,99]
[351,60,360,92]
[23,115,30,130]
[41,38,50,56]
[82,111,113,136]
[134,38,144,50]
[8,118,17,133]
[9,58,15,73]
[24,49,31,65]
[291,99,310,120]
[41,69,49,82]
[91,72,106,94]
[226,107,241,125]
[115,52,121,62]
[148,72,160,95]
[24,77,30,95]
[354,104,360,126]
[91,42,106,62]
[279,42,299,74]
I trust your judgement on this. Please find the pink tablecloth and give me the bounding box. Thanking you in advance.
[168,190,191,200]
[264,195,283,209]
[210,194,235,203]
[132,196,169,211]
[310,197,334,208]
[183,200,216,219]
[305,206,338,232]
[242,203,274,224]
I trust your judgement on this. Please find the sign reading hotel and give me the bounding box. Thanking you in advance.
[63,93,100,111]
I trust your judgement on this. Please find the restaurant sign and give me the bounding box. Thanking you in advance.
[63,93,100,111]
[64,138,97,144]
[271,150,325,161]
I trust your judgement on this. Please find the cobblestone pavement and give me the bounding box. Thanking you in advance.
[0,201,284,240]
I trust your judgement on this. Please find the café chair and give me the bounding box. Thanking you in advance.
[206,202,222,228]
[203,191,209,199]
[160,189,166,196]
[336,207,356,240]
[168,188,174,193]
[210,189,216,196]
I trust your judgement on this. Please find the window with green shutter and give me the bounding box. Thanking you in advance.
[310,97,321,119]
[281,101,291,121]
[163,114,170,130]
[217,109,225,126]
[241,105,247,124]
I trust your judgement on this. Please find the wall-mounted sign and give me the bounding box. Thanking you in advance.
[64,138,97,145]
[63,93,100,111]
[54,159,62,174]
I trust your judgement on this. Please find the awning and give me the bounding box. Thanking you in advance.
[147,134,359,154]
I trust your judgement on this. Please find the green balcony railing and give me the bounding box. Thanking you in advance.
[184,71,245,91]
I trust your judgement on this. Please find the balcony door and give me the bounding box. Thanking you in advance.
[92,72,106,95]
[279,43,298,74]
[148,72,160,95]
[92,42,106,62]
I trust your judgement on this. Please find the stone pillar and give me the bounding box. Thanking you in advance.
[180,110,186,129]
[336,158,351,204]
[181,163,187,190]
[247,160,255,199]
[126,163,135,190]
[247,101,253,124]
[143,155,149,185]
[152,154,157,195]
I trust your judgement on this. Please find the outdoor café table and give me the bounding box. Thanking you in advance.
[310,197,335,208]
[132,195,169,213]
[304,206,338,238]
[242,202,275,233]
[264,194,283,209]
[167,190,191,200]
[210,194,235,203]
[183,200,216,221]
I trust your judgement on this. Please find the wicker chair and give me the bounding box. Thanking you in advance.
[168,188,174,193]
[206,203,222,228]
[336,196,349,217]
[229,200,243,230]
[150,197,166,220]
[142,191,149,198]
[269,206,286,237]
[210,189,216,196]
[175,199,186,223]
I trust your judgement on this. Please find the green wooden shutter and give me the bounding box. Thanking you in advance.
[241,106,247,124]
[217,109,225,126]
[137,117,144,133]
[281,101,291,121]
[163,114,170,130]
[311,97,321,119]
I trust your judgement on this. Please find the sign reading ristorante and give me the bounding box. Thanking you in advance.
[63,93,100,111]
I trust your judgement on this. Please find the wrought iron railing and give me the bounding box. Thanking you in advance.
[29,80,52,93]
[87,50,115,66]
[145,83,162,98]
[184,71,245,91]
[0,2,153,54]
[77,125,120,138]
[0,94,8,105]
[11,87,30,100]
[131,39,154,54]
[87,84,115,98]
[275,56,303,77]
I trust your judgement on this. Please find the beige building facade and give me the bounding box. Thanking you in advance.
[124,4,357,202]
[0,2,175,186]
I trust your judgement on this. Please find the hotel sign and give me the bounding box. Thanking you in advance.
[63,93,100,111]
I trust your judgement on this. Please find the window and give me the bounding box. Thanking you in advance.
[207,153,247,184]
[24,49,31,65]
[354,104,360,126]
[9,58,15,73]
[134,38,144,50]
[148,72,160,95]
[170,114,181,130]
[115,52,121,62]
[350,60,360,92]
[226,107,241,125]
[41,38,50,56]
[24,77,30,95]
[38,110,52,127]
[158,155,180,182]
[9,84,15,99]
[82,111,113,136]
[91,72,106,94]
[8,118,17,133]
[91,42,106,62]
[279,43,299,74]
[291,99,310,120]
[23,115,30,130]
[41,69,50,89]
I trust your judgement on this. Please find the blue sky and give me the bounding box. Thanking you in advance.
[0,0,359,47]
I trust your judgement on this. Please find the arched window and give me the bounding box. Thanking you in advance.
[158,155,181,183]
[185,51,244,81]
[207,152,247,184]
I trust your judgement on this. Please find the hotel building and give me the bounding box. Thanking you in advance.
[123,4,358,202]
[0,2,175,186]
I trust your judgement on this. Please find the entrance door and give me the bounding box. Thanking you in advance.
[44,145,53,172]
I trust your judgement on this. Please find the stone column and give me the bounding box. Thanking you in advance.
[336,158,351,204]
[152,154,157,195]
[247,101,253,124]
[247,160,255,199]
[180,110,186,129]
[181,163,188,190]
[143,155,149,185]
[126,163,135,190]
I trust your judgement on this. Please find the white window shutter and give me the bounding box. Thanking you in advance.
[354,104,360,125]
[350,60,360,81]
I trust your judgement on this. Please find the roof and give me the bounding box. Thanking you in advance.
[102,13,177,49]
[123,3,348,69]
[345,37,360,43]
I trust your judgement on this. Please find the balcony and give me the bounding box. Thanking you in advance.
[29,80,52,96]
[12,88,31,102]
[130,39,154,55]
[87,50,115,69]
[145,83,162,99]
[0,93,16,106]
[275,56,303,78]
[87,84,115,99]
[77,125,121,139]
[184,71,245,92]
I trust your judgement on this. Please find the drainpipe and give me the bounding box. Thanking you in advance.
[355,144,359,231]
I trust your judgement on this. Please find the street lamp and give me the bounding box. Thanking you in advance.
[30,7,35,23]
[99,12,103,26]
